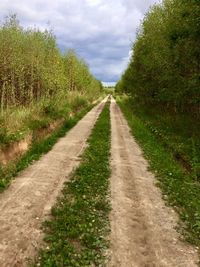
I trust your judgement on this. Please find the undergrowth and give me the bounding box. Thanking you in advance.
[34,100,111,267]
[118,97,200,249]
[0,92,89,145]
[0,104,93,192]
[125,97,199,179]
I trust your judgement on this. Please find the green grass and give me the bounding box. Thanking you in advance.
[0,105,93,192]
[0,93,90,146]
[118,96,200,248]
[118,96,200,179]
[34,101,111,267]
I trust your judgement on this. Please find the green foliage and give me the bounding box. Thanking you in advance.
[35,101,111,266]
[120,96,200,177]
[0,15,101,114]
[116,0,200,115]
[70,95,88,112]
[118,97,200,247]
[116,0,200,249]
[103,87,115,95]
[0,14,102,153]
[0,127,8,144]
[64,50,102,97]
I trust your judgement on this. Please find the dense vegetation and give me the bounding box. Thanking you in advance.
[0,14,103,190]
[116,0,200,250]
[35,100,111,266]
[116,0,200,177]
[0,14,102,145]
[116,0,200,115]
[0,15,101,110]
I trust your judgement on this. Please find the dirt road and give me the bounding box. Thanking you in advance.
[109,97,198,267]
[0,98,107,267]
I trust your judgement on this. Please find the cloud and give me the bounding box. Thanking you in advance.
[102,82,116,87]
[0,0,160,82]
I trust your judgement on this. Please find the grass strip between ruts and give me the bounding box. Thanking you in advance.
[118,98,200,251]
[35,100,111,266]
[0,104,94,192]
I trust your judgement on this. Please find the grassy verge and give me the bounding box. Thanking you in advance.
[0,104,94,192]
[0,92,89,145]
[118,96,200,248]
[118,96,200,178]
[34,101,111,266]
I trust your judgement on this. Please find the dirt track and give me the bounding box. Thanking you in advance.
[109,97,198,267]
[0,96,198,267]
[0,98,107,267]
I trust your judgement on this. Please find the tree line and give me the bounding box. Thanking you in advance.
[0,15,102,114]
[116,0,200,116]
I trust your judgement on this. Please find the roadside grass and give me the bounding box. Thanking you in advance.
[118,97,200,248]
[118,96,200,179]
[0,104,94,192]
[34,100,111,267]
[0,92,90,146]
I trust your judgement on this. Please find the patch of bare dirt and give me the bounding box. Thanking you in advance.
[0,98,107,267]
[109,97,198,267]
[0,135,32,165]
[0,119,64,165]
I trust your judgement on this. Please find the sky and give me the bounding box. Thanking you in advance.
[0,0,160,84]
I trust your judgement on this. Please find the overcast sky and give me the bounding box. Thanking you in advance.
[0,0,160,84]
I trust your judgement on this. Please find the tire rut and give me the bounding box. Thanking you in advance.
[0,97,107,267]
[109,97,198,267]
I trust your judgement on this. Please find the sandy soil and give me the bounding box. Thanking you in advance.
[0,98,107,267]
[109,97,198,267]
[0,119,64,165]
[0,135,32,165]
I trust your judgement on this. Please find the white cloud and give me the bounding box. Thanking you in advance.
[0,0,160,82]
[102,82,116,87]
[86,0,102,6]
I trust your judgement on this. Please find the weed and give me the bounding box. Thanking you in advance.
[70,95,88,112]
